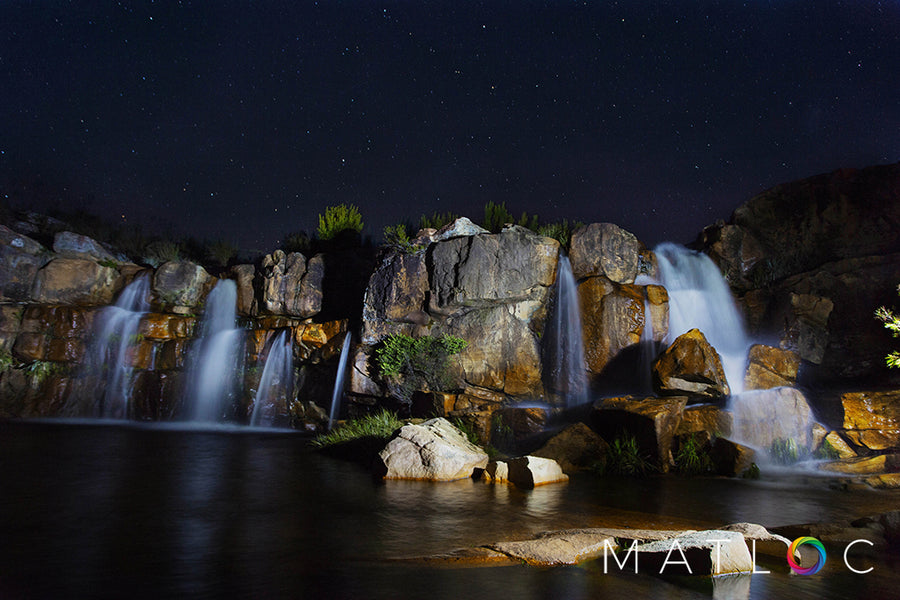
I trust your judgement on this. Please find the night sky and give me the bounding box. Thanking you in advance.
[1,1,898,254]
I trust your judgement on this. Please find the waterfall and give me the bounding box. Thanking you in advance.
[654,243,749,394]
[639,298,659,393]
[74,274,151,418]
[328,333,352,431]
[250,330,294,427]
[183,280,244,422]
[545,256,589,407]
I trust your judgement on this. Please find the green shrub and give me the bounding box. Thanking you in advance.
[0,347,13,374]
[482,201,540,233]
[605,432,655,477]
[143,240,182,266]
[674,434,714,476]
[451,417,482,447]
[537,219,581,249]
[204,239,238,268]
[25,361,65,386]
[420,211,460,230]
[875,284,900,368]
[374,334,467,403]
[814,439,842,460]
[741,462,761,479]
[383,223,420,253]
[311,409,403,448]
[317,204,364,240]
[769,437,801,465]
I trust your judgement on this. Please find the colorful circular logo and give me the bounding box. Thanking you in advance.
[787,537,827,575]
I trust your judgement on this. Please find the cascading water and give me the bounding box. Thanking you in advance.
[544,256,589,407]
[72,274,151,418]
[250,330,294,427]
[183,279,244,422]
[639,299,658,393]
[328,332,352,430]
[654,243,750,394]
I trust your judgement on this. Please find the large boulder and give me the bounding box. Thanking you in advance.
[592,396,687,471]
[52,231,118,263]
[0,225,51,301]
[728,387,815,450]
[30,258,120,306]
[675,404,734,438]
[653,329,729,399]
[229,264,257,316]
[744,344,800,390]
[377,417,488,481]
[841,390,900,451]
[709,438,756,477]
[569,222,643,283]
[533,422,609,472]
[260,250,324,317]
[152,261,213,309]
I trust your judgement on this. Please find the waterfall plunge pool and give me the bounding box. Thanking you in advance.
[2,420,899,599]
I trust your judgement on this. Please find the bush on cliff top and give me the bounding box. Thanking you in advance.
[317,204,364,241]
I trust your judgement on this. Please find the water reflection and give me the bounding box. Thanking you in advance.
[1,421,899,599]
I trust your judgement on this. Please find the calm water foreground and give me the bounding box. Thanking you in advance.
[1,420,899,599]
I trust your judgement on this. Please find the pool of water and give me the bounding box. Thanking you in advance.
[1,420,897,599]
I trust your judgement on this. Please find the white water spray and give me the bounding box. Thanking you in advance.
[76,274,151,418]
[654,243,750,394]
[328,333,352,430]
[183,280,243,422]
[545,256,589,407]
[250,330,294,427]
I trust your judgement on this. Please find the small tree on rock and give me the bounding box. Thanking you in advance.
[875,284,900,368]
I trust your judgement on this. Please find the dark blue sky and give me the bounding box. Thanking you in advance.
[1,1,898,253]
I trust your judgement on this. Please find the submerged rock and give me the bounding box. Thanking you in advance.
[377,417,488,481]
[653,329,730,399]
[486,529,616,566]
[634,530,753,576]
[483,456,569,488]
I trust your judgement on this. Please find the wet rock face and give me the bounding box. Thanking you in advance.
[841,390,900,451]
[533,422,609,473]
[653,329,730,399]
[729,387,814,451]
[260,250,324,318]
[744,344,800,390]
[377,418,488,481]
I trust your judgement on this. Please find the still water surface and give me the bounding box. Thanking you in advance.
[1,420,898,599]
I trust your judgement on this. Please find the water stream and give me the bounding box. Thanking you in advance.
[328,332,352,430]
[544,256,589,407]
[250,330,294,427]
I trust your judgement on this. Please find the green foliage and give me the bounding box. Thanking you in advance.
[143,240,182,267]
[875,284,900,368]
[25,361,64,386]
[374,334,468,403]
[311,409,403,448]
[204,239,238,268]
[674,434,713,476]
[451,417,482,447]
[482,201,540,233]
[536,219,581,249]
[419,211,459,230]
[741,462,761,479]
[0,347,13,374]
[383,223,421,253]
[317,203,364,240]
[769,437,801,465]
[605,432,655,477]
[281,230,313,254]
[98,258,118,269]
[814,438,842,460]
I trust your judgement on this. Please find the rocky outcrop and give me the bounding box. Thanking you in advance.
[818,454,900,475]
[709,438,756,477]
[31,258,121,306]
[675,404,733,438]
[0,225,50,302]
[52,231,119,263]
[486,529,617,566]
[533,423,609,472]
[744,344,800,390]
[355,221,560,403]
[569,222,644,283]
[229,264,257,316]
[695,163,900,385]
[592,396,687,471]
[377,418,488,481]
[260,250,324,318]
[653,329,729,399]
[841,390,900,451]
